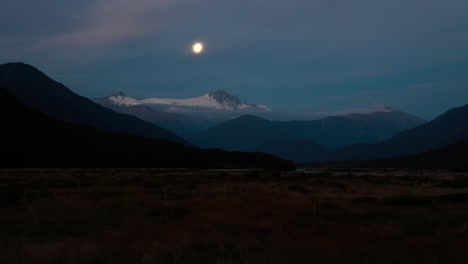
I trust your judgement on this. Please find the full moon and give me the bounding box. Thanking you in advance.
[192,42,203,54]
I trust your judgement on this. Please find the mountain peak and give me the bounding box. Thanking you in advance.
[95,90,270,111]
[0,62,44,76]
[1,62,49,83]
[94,91,141,106]
[114,91,127,97]
[0,62,187,144]
[207,90,242,105]
[2,62,34,69]
[136,90,269,111]
[203,90,264,110]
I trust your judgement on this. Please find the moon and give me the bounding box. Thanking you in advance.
[192,42,203,54]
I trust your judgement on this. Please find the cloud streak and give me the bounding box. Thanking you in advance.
[35,0,174,49]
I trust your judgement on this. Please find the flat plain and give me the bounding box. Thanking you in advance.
[0,168,467,263]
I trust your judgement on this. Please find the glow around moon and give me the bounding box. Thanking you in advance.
[192,42,204,54]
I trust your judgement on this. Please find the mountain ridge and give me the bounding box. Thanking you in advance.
[188,110,426,161]
[0,87,295,169]
[331,103,468,161]
[93,92,196,134]
[0,62,187,144]
[95,90,270,111]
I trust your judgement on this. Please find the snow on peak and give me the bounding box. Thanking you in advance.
[95,90,270,111]
[141,90,270,111]
[207,90,242,105]
[114,91,127,97]
[106,92,142,106]
[141,93,223,109]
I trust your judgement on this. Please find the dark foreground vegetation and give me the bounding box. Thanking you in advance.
[0,168,467,263]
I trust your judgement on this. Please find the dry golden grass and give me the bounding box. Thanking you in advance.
[0,168,467,263]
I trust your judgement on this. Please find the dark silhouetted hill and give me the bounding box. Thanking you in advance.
[0,88,295,170]
[0,62,186,144]
[187,111,425,161]
[371,138,468,170]
[255,139,330,163]
[331,103,468,161]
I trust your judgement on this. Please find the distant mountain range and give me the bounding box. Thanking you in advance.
[187,111,426,162]
[331,103,468,161]
[93,92,196,134]
[0,62,186,144]
[95,90,270,111]
[93,90,271,133]
[0,87,294,169]
[2,62,467,169]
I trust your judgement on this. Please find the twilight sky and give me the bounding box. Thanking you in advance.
[1,0,468,119]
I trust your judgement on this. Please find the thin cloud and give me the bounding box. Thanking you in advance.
[36,0,174,49]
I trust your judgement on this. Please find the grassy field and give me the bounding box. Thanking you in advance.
[0,168,467,263]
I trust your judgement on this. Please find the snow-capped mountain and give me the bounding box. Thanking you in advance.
[94,90,270,111]
[94,91,141,106]
[142,90,270,111]
[93,90,271,133]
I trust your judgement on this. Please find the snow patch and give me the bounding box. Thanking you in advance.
[108,94,142,106]
[142,93,224,109]
[96,90,270,111]
[141,91,269,111]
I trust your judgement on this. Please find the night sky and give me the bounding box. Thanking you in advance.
[1,0,468,119]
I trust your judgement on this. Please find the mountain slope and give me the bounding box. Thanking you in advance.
[0,62,187,144]
[372,138,468,170]
[93,90,272,133]
[94,92,196,134]
[96,90,270,111]
[332,103,468,161]
[0,88,295,170]
[189,115,280,150]
[255,139,330,163]
[141,90,270,111]
[187,111,426,161]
